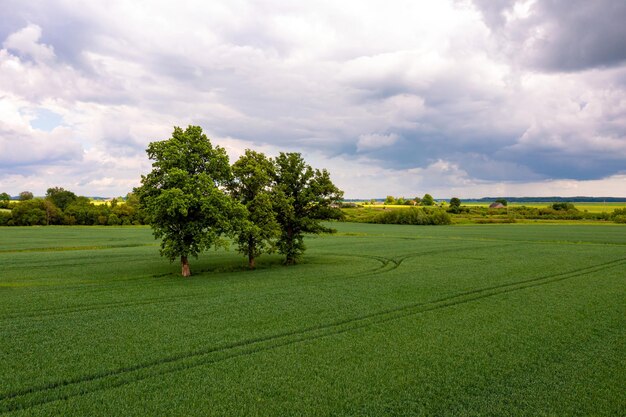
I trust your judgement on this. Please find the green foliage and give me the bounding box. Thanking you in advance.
[272,152,343,264]
[421,193,435,206]
[19,191,34,201]
[495,198,508,206]
[0,192,10,209]
[610,208,626,223]
[230,150,280,268]
[46,187,77,211]
[136,125,242,276]
[448,197,462,213]
[1,224,624,416]
[551,202,577,211]
[385,195,395,205]
[374,207,451,225]
[9,198,61,225]
[0,210,11,225]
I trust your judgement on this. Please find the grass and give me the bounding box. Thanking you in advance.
[361,202,626,213]
[0,223,624,416]
[465,202,626,213]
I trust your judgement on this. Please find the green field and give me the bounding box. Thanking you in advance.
[465,202,626,213]
[1,224,624,416]
[365,202,626,213]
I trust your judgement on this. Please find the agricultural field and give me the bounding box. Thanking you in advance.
[464,202,626,213]
[361,202,626,213]
[0,223,624,416]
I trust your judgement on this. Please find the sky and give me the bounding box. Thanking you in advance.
[0,0,625,199]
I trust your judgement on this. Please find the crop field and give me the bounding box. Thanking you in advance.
[465,202,626,213]
[364,202,626,213]
[0,223,624,416]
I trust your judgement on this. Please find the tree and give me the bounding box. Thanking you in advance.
[449,197,461,208]
[551,202,576,211]
[10,199,59,225]
[135,126,241,277]
[422,193,435,206]
[272,152,343,265]
[229,150,280,269]
[0,192,10,209]
[384,195,395,205]
[495,198,508,206]
[19,191,34,201]
[46,187,77,211]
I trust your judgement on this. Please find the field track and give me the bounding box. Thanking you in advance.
[1,224,624,416]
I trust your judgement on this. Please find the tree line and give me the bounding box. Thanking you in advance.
[0,189,147,226]
[135,125,343,276]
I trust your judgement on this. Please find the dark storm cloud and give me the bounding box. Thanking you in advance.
[473,0,626,72]
[1,0,625,197]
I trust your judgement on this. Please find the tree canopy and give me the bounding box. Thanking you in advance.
[46,187,77,211]
[229,150,279,269]
[422,193,435,206]
[0,192,9,209]
[272,152,343,265]
[19,191,33,201]
[136,125,243,277]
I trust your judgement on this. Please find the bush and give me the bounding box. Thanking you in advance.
[551,202,577,211]
[0,211,11,226]
[373,208,451,225]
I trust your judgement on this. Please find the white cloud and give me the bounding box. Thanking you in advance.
[2,24,55,63]
[0,1,624,198]
[357,133,400,152]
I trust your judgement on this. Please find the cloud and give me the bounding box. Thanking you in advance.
[2,24,55,63]
[0,1,624,198]
[357,133,400,152]
[471,0,626,72]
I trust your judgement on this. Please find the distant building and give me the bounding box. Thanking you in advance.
[489,202,506,209]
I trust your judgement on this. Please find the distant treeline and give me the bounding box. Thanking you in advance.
[0,188,148,226]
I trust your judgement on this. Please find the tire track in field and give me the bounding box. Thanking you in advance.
[1,257,623,414]
[0,255,386,322]
[329,243,508,277]
[0,243,497,322]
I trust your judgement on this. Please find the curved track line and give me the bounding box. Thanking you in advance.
[1,257,623,414]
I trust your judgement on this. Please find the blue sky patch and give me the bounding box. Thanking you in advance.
[30,108,63,132]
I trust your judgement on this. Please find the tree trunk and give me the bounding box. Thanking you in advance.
[284,225,295,265]
[248,237,256,269]
[181,255,191,277]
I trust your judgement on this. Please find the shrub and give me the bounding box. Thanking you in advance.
[551,202,577,211]
[374,208,451,225]
[0,211,11,226]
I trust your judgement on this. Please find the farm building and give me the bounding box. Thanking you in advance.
[489,202,506,209]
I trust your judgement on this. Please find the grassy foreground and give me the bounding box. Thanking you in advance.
[0,224,624,416]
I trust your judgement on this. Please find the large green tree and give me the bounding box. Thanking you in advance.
[46,187,77,211]
[19,191,33,201]
[272,152,343,265]
[136,126,241,277]
[421,193,435,206]
[229,150,279,269]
